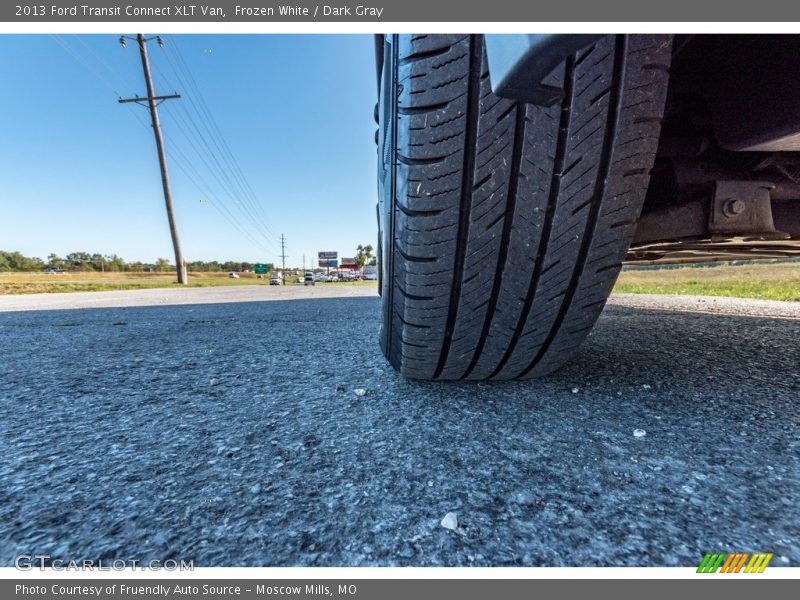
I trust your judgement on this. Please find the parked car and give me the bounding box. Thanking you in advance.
[374,34,800,380]
[227,272,239,279]
[269,276,281,285]
[304,271,315,285]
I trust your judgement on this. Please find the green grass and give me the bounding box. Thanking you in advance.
[0,272,376,295]
[614,262,800,302]
[3,263,796,301]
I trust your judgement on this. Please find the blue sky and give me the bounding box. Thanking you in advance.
[0,34,378,267]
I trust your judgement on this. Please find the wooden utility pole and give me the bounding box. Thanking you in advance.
[119,34,186,284]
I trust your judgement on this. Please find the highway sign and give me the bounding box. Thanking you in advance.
[254,263,270,274]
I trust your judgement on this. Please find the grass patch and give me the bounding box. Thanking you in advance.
[0,271,378,295]
[614,262,800,302]
[7,263,794,301]
[0,272,261,295]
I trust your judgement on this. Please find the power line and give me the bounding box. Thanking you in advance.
[151,56,282,252]
[51,35,121,97]
[145,49,282,255]
[118,87,276,256]
[162,40,280,240]
[161,99,275,242]
[162,137,276,254]
[51,34,282,264]
[74,35,137,97]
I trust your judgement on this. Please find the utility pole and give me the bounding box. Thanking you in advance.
[119,34,187,284]
[279,234,288,282]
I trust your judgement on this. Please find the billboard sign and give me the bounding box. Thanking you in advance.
[318,251,338,260]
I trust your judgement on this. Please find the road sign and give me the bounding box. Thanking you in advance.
[319,259,338,268]
[318,251,337,260]
[254,263,271,274]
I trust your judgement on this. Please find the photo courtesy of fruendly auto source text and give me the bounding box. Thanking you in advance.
[0,1,798,598]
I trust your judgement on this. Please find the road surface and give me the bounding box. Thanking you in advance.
[1,288,797,566]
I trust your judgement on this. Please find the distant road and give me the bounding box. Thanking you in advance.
[608,293,800,320]
[1,284,798,322]
[0,283,378,312]
[0,290,798,565]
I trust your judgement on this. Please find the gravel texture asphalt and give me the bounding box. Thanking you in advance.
[0,289,798,567]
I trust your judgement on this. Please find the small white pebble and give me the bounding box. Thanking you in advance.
[354,388,367,397]
[642,384,652,390]
[209,378,220,386]
[633,429,647,438]
[440,512,459,531]
[571,387,579,394]
[427,480,434,487]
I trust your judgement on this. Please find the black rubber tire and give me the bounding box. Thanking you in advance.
[378,34,672,380]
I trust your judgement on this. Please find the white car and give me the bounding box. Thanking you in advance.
[228,272,240,279]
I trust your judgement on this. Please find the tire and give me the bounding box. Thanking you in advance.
[377,34,672,380]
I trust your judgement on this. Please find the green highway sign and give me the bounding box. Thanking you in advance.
[254,263,270,274]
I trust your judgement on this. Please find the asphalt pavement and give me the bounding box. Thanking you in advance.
[0,288,798,566]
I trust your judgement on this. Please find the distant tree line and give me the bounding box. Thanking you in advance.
[0,250,256,273]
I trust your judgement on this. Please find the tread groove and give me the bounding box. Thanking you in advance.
[396,246,439,263]
[397,285,435,301]
[489,56,577,380]
[462,104,526,378]
[398,100,452,115]
[400,45,452,65]
[397,152,451,166]
[432,35,482,380]
[520,35,627,378]
[396,203,445,217]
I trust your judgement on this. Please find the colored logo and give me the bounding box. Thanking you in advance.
[697,552,773,573]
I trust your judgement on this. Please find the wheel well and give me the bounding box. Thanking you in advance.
[631,34,800,263]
